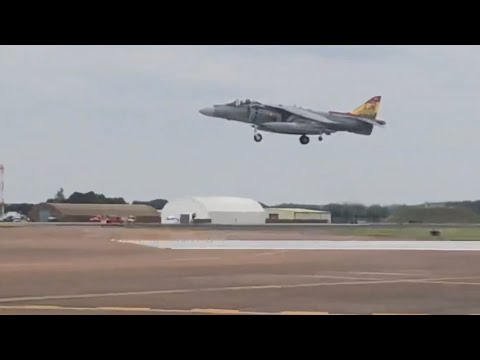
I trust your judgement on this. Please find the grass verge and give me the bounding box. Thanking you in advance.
[328,227,480,241]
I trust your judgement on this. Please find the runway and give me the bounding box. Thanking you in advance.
[3,228,480,314]
[114,239,480,251]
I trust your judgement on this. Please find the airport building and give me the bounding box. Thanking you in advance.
[29,203,161,223]
[265,208,331,223]
[161,196,266,225]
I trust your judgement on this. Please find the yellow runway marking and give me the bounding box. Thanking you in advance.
[0,305,441,315]
[0,305,237,314]
[96,307,153,312]
[0,305,325,315]
[372,313,428,315]
[7,305,67,310]
[191,308,241,314]
[280,311,329,315]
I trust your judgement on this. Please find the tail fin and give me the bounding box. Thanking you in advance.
[350,96,381,119]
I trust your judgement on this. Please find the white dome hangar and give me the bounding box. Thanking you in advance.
[161,196,266,225]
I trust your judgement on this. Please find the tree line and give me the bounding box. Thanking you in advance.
[5,188,480,223]
[5,189,168,216]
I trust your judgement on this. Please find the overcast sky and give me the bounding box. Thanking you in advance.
[1,45,479,205]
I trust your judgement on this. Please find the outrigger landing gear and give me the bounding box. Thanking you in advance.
[300,135,310,145]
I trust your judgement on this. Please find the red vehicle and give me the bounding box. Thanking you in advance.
[89,215,126,224]
[89,215,105,222]
[106,216,125,224]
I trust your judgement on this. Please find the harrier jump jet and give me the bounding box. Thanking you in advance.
[199,96,385,145]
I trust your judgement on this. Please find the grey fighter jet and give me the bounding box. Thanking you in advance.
[199,96,386,144]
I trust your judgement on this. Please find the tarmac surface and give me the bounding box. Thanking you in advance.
[2,226,480,314]
[116,239,480,251]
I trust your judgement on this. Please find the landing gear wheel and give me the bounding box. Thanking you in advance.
[300,135,310,145]
[318,136,323,142]
[254,133,263,142]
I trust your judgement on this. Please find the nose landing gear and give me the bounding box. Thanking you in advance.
[253,126,263,143]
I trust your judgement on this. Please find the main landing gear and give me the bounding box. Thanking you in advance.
[300,135,310,145]
[299,135,323,145]
[252,127,325,145]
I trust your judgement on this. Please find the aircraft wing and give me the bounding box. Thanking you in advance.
[264,104,334,124]
[264,103,386,127]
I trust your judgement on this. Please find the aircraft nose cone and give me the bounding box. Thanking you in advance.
[199,107,215,117]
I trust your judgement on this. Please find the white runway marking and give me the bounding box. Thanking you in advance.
[351,272,425,277]
[3,276,477,305]
[113,239,480,251]
[254,250,291,257]
[2,274,479,306]
[0,278,413,304]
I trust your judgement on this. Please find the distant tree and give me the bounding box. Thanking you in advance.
[66,191,127,204]
[388,205,480,224]
[49,188,66,203]
[349,203,367,222]
[54,188,65,202]
[273,203,324,211]
[445,200,480,215]
[341,205,356,223]
[5,203,34,216]
[322,204,344,220]
[366,205,389,223]
[47,191,126,204]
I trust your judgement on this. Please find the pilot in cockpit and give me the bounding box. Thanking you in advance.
[230,99,252,106]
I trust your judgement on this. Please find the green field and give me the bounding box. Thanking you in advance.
[329,227,480,240]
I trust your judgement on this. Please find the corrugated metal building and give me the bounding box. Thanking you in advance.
[29,203,161,223]
[161,196,266,225]
[265,208,331,223]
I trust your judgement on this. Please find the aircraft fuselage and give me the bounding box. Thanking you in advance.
[199,98,383,144]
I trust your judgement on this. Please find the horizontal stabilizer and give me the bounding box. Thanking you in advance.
[348,115,386,127]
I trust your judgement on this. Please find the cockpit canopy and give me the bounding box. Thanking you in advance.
[225,99,253,107]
